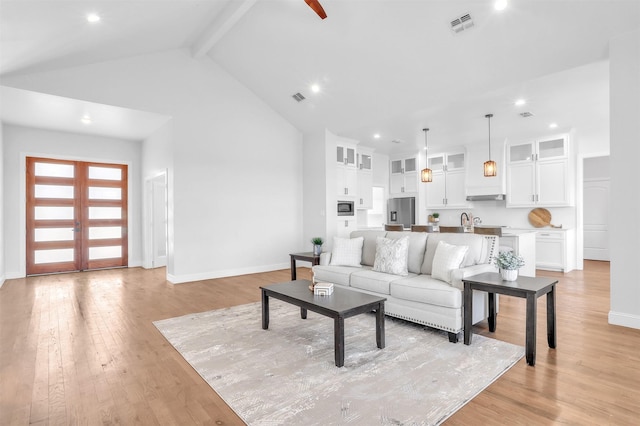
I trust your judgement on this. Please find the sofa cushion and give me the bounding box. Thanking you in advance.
[312,265,369,287]
[421,233,486,274]
[390,275,462,309]
[350,230,387,266]
[431,241,468,284]
[372,236,409,276]
[329,236,364,267]
[350,269,413,295]
[385,231,428,274]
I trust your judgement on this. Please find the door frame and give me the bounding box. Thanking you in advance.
[18,152,134,277]
[143,170,168,269]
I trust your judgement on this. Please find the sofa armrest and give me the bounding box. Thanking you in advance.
[450,263,498,290]
[319,252,331,266]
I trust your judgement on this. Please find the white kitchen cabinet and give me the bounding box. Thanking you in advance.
[336,144,357,168]
[535,229,574,272]
[507,135,572,207]
[390,155,418,196]
[336,218,357,238]
[356,148,374,209]
[500,231,537,277]
[336,142,358,197]
[425,152,467,209]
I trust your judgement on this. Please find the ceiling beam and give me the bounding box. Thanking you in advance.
[191,0,258,58]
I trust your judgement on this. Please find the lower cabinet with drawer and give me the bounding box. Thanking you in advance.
[535,229,574,272]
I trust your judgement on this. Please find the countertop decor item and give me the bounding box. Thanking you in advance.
[528,208,562,228]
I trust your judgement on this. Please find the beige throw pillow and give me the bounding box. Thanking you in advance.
[431,241,469,284]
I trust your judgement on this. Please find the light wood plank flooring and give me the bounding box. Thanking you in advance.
[1,261,639,425]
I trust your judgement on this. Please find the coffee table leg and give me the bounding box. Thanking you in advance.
[376,303,385,349]
[300,307,307,319]
[463,282,473,345]
[526,294,537,366]
[547,285,557,349]
[335,316,345,367]
[261,290,269,330]
[488,292,497,332]
[290,256,297,281]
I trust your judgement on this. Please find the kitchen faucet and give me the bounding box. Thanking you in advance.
[460,212,470,226]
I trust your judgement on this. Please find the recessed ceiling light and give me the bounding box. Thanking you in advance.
[310,84,320,94]
[81,115,92,124]
[87,13,101,23]
[494,0,508,11]
[373,133,381,139]
[515,99,526,106]
[549,123,558,129]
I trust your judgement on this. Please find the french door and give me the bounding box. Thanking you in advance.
[26,157,128,275]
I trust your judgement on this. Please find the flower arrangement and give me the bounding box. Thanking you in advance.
[494,251,525,271]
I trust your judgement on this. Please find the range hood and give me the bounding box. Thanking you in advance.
[466,194,506,201]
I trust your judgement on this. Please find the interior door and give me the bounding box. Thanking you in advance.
[583,179,610,261]
[26,157,128,275]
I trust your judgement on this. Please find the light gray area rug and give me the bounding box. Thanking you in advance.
[154,301,524,425]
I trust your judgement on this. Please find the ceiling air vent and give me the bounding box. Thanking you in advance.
[451,13,474,34]
[391,139,404,144]
[292,92,305,102]
[520,112,534,118]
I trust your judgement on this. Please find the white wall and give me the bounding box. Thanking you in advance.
[2,124,143,278]
[0,121,4,287]
[609,29,640,329]
[302,130,328,251]
[2,48,303,283]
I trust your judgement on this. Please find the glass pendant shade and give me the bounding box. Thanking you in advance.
[484,114,497,177]
[484,160,497,177]
[422,127,432,183]
[421,168,432,182]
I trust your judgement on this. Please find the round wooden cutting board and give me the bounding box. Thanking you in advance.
[528,208,561,228]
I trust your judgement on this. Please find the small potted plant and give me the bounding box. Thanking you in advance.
[494,251,525,281]
[432,212,440,223]
[311,237,324,256]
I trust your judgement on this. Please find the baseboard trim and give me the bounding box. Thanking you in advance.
[608,311,640,330]
[0,275,5,289]
[167,262,290,284]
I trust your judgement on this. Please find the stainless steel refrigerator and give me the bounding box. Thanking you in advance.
[388,197,415,228]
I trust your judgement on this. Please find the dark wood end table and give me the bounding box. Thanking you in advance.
[463,272,558,366]
[289,252,321,280]
[260,280,386,367]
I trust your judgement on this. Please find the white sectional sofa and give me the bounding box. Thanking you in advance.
[312,230,499,342]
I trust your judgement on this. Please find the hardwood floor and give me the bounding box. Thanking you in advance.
[1,261,638,425]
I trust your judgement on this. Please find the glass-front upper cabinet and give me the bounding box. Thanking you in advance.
[337,145,356,167]
[509,136,567,163]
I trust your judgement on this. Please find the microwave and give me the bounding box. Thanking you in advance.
[337,200,355,216]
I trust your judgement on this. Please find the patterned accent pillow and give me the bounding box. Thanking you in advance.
[372,236,409,276]
[432,241,469,284]
[329,236,364,267]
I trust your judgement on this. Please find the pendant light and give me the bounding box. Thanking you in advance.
[421,128,432,183]
[484,114,497,177]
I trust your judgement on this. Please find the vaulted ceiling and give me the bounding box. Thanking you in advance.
[1,0,639,153]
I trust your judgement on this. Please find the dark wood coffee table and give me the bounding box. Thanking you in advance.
[463,272,558,366]
[260,280,386,367]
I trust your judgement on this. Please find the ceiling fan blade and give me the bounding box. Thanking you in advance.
[304,0,327,19]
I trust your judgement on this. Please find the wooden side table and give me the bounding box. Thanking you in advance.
[463,272,558,366]
[289,252,320,280]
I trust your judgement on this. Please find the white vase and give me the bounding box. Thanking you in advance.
[501,269,518,281]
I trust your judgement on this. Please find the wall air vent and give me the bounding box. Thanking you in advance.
[451,13,474,34]
[292,92,305,102]
[520,112,534,118]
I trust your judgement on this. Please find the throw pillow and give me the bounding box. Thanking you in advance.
[372,236,410,276]
[431,241,469,284]
[329,236,364,267]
